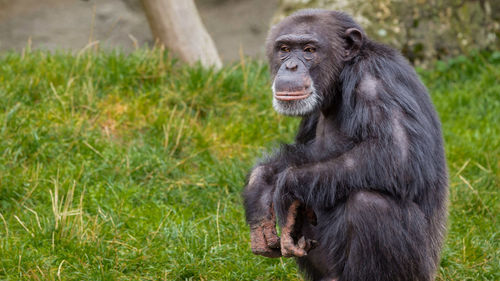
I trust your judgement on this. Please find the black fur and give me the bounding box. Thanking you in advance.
[242,10,447,281]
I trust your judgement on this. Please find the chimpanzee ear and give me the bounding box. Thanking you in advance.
[344,28,363,59]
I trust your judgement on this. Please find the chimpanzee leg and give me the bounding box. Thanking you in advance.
[298,191,436,281]
[297,204,348,281]
[337,191,434,281]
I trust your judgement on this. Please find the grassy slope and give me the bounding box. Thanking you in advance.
[0,49,498,280]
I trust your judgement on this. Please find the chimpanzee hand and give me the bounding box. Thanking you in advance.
[243,165,283,257]
[279,200,318,258]
[249,208,282,258]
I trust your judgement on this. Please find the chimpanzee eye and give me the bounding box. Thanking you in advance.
[304,46,316,53]
[280,45,291,52]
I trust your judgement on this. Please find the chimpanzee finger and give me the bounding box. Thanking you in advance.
[298,236,306,249]
[263,224,280,248]
[250,226,282,258]
[253,247,282,258]
[298,236,318,252]
[281,233,307,257]
[281,241,307,257]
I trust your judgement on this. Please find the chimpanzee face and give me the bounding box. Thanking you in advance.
[270,32,324,116]
[266,11,363,116]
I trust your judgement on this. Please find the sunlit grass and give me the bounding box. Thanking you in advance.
[0,49,498,280]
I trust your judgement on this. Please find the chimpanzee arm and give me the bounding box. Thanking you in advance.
[242,164,282,257]
[243,112,320,224]
[242,113,320,257]
[242,165,276,225]
[273,100,428,224]
[273,138,393,221]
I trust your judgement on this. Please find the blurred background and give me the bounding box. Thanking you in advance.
[0,0,278,62]
[1,0,498,65]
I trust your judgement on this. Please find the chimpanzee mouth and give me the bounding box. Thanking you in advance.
[271,81,321,116]
[274,90,313,101]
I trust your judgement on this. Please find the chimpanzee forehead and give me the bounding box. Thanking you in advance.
[275,15,336,40]
[275,34,319,45]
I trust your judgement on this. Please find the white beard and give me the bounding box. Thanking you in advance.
[271,80,321,116]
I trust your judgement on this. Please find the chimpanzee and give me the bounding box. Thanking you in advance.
[242,9,448,281]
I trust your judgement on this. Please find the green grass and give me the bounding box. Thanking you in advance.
[0,48,498,280]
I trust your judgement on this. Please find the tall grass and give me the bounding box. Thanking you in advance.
[0,49,498,280]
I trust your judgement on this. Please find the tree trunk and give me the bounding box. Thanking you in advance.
[140,0,222,69]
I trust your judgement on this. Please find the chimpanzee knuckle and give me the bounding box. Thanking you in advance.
[252,247,271,256]
[281,247,293,257]
[250,228,267,247]
[293,248,307,257]
[261,219,276,230]
[265,233,280,249]
[260,217,275,228]
[294,245,307,257]
[267,235,280,243]
[262,222,278,236]
[282,252,293,258]
[280,237,295,251]
[249,224,262,232]
[262,225,280,248]
[250,236,267,249]
[281,242,307,258]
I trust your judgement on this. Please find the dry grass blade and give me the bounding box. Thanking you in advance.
[14,215,34,238]
[24,206,42,231]
[57,260,65,281]
[458,175,494,220]
[50,180,83,238]
[0,212,8,238]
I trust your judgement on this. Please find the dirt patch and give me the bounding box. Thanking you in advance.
[0,0,278,62]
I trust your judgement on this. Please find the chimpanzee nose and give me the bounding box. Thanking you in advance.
[285,60,298,71]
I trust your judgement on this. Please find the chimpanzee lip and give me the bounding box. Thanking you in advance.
[275,90,312,101]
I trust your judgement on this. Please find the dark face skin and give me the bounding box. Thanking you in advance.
[266,12,363,116]
[273,34,319,102]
